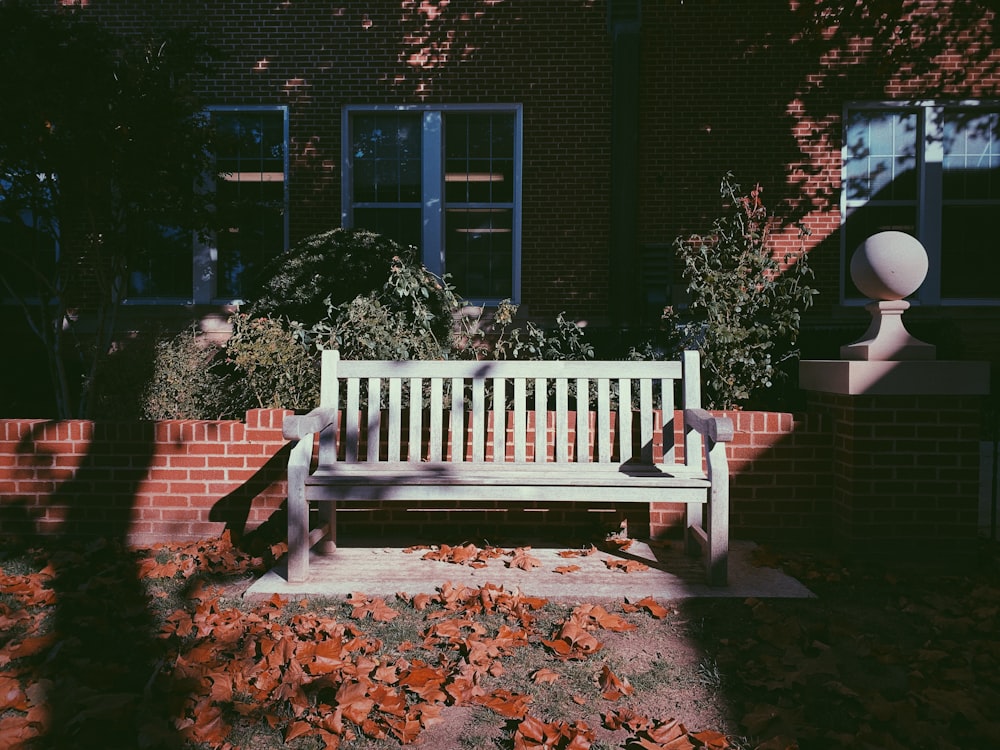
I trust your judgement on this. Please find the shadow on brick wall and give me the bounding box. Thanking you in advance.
[2,421,184,748]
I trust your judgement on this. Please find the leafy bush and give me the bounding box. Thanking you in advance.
[246,228,443,329]
[489,299,595,362]
[88,335,158,420]
[225,313,319,411]
[672,173,817,409]
[293,256,467,361]
[141,326,231,420]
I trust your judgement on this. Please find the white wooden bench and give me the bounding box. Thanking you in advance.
[282,350,734,586]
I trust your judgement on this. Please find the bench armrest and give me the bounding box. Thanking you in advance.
[684,408,735,443]
[283,407,338,440]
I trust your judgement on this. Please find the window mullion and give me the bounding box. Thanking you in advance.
[921,106,943,305]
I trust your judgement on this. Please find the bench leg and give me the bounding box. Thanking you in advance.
[706,457,730,587]
[684,502,704,557]
[318,502,337,555]
[287,438,312,583]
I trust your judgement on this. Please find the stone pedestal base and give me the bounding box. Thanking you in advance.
[801,360,990,557]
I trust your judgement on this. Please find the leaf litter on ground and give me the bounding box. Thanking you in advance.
[0,533,998,749]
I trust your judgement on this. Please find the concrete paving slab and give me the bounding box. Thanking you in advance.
[245,540,814,601]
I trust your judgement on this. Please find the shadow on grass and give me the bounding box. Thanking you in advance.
[5,421,183,749]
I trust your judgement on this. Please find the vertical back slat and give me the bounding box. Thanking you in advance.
[319,350,340,464]
[387,378,402,461]
[555,379,569,462]
[661,377,676,464]
[576,378,590,462]
[471,377,486,462]
[640,378,653,463]
[534,377,547,462]
[345,378,360,462]
[597,378,611,462]
[366,377,381,462]
[514,378,527,463]
[683,350,702,468]
[429,377,443,461]
[451,377,465,462]
[492,377,506,462]
[408,377,422,461]
[618,378,632,462]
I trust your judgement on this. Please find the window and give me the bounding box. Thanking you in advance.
[343,105,522,303]
[843,102,1000,303]
[127,106,289,303]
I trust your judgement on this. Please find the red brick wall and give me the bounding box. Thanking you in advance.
[808,392,983,554]
[17,0,1000,381]
[35,0,614,322]
[638,0,1000,316]
[0,408,835,548]
[0,410,290,547]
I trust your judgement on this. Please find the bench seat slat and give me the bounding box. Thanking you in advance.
[308,461,709,481]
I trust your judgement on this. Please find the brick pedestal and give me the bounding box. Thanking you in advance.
[801,360,990,557]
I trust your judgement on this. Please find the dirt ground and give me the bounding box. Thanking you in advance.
[2,535,998,749]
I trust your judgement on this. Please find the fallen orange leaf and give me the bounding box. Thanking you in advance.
[623,596,669,619]
[530,667,561,684]
[508,547,542,571]
[605,559,649,573]
[599,664,634,701]
[554,565,582,575]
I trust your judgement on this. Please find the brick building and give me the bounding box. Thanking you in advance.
[2,0,998,551]
[3,0,1000,405]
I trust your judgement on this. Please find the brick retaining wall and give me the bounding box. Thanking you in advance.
[0,408,833,548]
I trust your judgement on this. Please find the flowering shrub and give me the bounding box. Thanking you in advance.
[672,173,817,409]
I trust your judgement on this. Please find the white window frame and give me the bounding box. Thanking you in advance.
[842,100,1000,306]
[125,104,290,306]
[342,103,523,305]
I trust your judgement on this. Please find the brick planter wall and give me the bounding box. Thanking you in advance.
[0,410,290,547]
[0,408,834,549]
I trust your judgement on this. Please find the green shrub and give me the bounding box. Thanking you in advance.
[225,313,319,411]
[488,299,594,362]
[293,256,467,361]
[88,335,158,420]
[141,326,231,420]
[672,173,817,409]
[246,228,433,328]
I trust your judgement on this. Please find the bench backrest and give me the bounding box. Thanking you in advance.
[316,350,703,469]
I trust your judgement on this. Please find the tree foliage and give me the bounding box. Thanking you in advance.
[0,6,216,418]
[672,173,817,410]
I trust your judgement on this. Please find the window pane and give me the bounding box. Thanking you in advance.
[0,172,57,300]
[842,204,917,299]
[214,111,286,177]
[445,208,513,298]
[845,110,918,201]
[943,111,1000,200]
[128,225,192,298]
[211,109,287,301]
[352,113,422,203]
[216,180,285,299]
[444,113,516,204]
[353,207,422,251]
[941,205,1000,299]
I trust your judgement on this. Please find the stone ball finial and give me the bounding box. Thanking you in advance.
[850,230,928,301]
